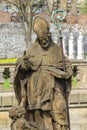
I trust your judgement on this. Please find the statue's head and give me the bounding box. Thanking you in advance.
[33,16,51,49]
[9,106,26,121]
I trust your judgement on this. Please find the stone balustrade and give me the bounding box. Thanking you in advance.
[0,60,87,91]
[63,31,85,60]
[51,23,87,60]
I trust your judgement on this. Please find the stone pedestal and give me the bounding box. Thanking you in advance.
[72,60,87,88]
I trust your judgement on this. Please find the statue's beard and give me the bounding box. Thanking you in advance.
[39,38,50,49]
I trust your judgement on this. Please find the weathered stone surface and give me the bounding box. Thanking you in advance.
[70,108,87,130]
[0,23,25,58]
[12,96,18,106]
[2,96,13,107]
[0,108,87,130]
[0,112,11,130]
[0,97,1,107]
[0,93,18,110]
[69,89,87,104]
[69,91,79,104]
[72,60,87,88]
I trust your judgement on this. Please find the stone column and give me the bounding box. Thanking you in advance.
[68,33,74,59]
[77,32,84,59]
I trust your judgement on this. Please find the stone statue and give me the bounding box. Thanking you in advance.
[12,16,73,130]
[9,106,31,130]
[9,106,40,130]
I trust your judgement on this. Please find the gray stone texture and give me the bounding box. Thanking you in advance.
[0,23,25,58]
[0,23,87,58]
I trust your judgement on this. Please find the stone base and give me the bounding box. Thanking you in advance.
[0,112,11,130]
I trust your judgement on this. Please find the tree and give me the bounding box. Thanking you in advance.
[2,0,46,49]
[2,0,60,49]
[80,0,87,15]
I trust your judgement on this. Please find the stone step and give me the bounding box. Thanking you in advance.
[0,84,13,92]
[69,89,87,104]
[0,92,18,108]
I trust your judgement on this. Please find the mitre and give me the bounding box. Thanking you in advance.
[33,16,50,37]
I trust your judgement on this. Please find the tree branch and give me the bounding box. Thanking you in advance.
[4,0,17,6]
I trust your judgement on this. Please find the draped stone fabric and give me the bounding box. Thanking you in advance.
[26,41,72,110]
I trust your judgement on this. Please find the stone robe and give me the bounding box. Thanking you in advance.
[14,41,72,129]
[20,41,72,110]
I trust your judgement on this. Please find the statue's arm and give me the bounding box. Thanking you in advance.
[21,50,42,72]
[65,61,73,79]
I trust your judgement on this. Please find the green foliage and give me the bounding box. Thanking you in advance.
[80,0,87,14]
[72,76,78,87]
[3,68,10,79]
[3,68,10,89]
[3,79,10,89]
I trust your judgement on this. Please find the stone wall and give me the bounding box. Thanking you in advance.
[0,23,87,59]
[0,23,25,58]
[72,60,87,88]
